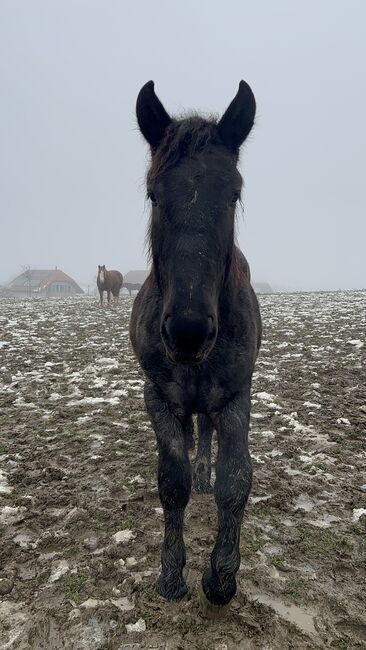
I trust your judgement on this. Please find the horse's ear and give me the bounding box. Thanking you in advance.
[217,80,256,152]
[136,81,172,151]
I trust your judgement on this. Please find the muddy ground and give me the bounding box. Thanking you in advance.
[0,291,365,649]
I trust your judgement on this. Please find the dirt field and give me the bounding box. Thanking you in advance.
[0,291,365,649]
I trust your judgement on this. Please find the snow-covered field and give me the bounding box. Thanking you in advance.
[0,292,365,649]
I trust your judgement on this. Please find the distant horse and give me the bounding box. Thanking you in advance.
[123,282,142,296]
[130,81,261,614]
[97,265,123,306]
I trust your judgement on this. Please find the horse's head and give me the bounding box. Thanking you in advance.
[137,81,255,365]
[98,265,106,283]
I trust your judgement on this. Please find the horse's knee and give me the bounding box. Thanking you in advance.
[158,445,191,510]
[215,448,252,513]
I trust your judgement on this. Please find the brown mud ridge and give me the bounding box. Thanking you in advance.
[0,292,365,649]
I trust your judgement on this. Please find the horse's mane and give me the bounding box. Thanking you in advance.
[147,114,219,184]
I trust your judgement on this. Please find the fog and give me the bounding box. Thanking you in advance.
[1,1,365,291]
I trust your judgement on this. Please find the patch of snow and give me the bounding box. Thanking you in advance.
[303,401,321,409]
[251,495,272,504]
[0,506,26,525]
[80,598,105,609]
[48,560,69,583]
[112,529,136,544]
[293,494,316,512]
[347,339,364,349]
[77,415,90,424]
[269,449,283,458]
[309,514,339,528]
[49,393,62,402]
[0,601,28,649]
[352,508,366,523]
[299,455,313,463]
[254,392,275,402]
[0,470,12,494]
[126,618,146,633]
[111,597,134,612]
[129,475,145,485]
[259,430,275,439]
[336,417,351,426]
[13,533,37,549]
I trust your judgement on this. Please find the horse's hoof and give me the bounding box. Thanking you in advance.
[156,574,188,601]
[198,584,230,619]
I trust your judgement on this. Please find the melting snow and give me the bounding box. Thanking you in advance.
[112,529,136,544]
[0,506,26,525]
[251,495,272,504]
[0,470,12,494]
[336,417,351,426]
[48,560,69,583]
[352,508,366,523]
[347,339,364,349]
[126,618,146,633]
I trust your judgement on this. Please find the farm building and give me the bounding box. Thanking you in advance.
[122,270,273,295]
[4,268,84,298]
[253,282,273,294]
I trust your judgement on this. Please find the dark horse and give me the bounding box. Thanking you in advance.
[130,81,261,614]
[123,282,142,296]
[97,265,123,307]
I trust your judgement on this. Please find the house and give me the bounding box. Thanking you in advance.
[252,282,273,294]
[5,268,84,298]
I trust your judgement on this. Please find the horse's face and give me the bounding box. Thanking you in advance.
[137,81,255,366]
[98,265,106,283]
[147,152,241,365]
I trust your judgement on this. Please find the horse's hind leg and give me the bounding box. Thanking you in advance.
[185,416,194,453]
[145,382,191,600]
[193,414,213,493]
[107,290,111,307]
[201,390,252,611]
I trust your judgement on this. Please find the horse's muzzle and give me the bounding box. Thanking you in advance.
[161,313,217,365]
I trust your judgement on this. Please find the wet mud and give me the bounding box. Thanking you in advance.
[0,292,365,649]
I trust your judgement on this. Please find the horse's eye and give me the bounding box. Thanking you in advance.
[147,190,157,205]
[232,192,241,203]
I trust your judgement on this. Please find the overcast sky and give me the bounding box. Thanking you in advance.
[1,1,365,290]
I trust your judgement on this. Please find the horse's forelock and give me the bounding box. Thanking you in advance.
[147,115,218,184]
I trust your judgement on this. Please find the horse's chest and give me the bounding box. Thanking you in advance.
[165,373,230,416]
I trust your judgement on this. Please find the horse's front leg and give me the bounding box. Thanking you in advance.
[99,290,103,307]
[202,390,252,611]
[107,290,111,306]
[145,382,192,600]
[193,414,214,493]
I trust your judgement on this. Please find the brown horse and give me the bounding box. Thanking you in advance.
[97,265,123,307]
